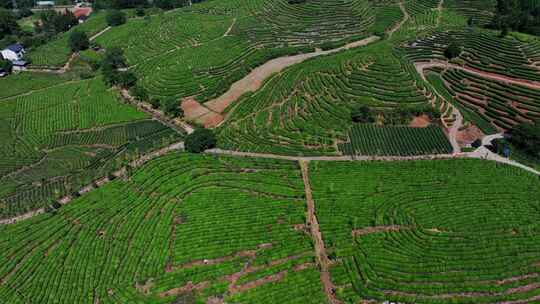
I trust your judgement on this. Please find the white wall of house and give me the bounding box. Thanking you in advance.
[1,50,23,61]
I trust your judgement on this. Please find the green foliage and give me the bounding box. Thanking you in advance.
[351,106,375,123]
[160,96,183,117]
[68,31,89,52]
[106,9,127,26]
[339,125,453,156]
[0,8,19,40]
[0,58,12,72]
[311,159,540,303]
[185,129,216,153]
[509,122,540,158]
[0,154,321,303]
[130,84,149,101]
[444,42,462,59]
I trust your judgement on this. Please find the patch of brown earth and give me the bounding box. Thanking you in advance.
[352,225,406,237]
[182,97,211,120]
[158,281,210,298]
[409,114,431,128]
[135,279,154,295]
[198,111,224,128]
[456,124,484,146]
[230,271,287,293]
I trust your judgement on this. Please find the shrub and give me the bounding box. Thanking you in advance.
[185,128,216,153]
[351,105,375,123]
[160,97,184,117]
[106,10,126,26]
[444,43,462,60]
[68,31,89,52]
[130,84,148,101]
[509,122,540,158]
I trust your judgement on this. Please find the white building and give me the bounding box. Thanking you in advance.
[1,44,25,62]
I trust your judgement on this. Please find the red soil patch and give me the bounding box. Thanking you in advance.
[181,97,223,127]
[456,124,484,146]
[198,111,224,128]
[182,97,210,120]
[409,115,431,128]
[74,7,92,18]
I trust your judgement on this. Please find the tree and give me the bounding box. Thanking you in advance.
[106,9,126,26]
[103,46,126,68]
[0,58,12,72]
[116,71,137,88]
[444,42,461,60]
[509,122,540,158]
[130,84,148,101]
[0,9,19,39]
[68,31,89,52]
[351,105,375,123]
[135,6,145,16]
[185,128,217,153]
[160,97,184,117]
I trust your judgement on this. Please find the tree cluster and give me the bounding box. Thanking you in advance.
[351,104,441,126]
[101,47,137,88]
[508,122,540,159]
[185,128,216,153]
[492,0,540,36]
[93,0,202,10]
[106,9,126,26]
[68,31,89,52]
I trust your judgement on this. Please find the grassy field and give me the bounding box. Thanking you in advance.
[0,153,324,304]
[309,159,540,303]
[0,77,183,219]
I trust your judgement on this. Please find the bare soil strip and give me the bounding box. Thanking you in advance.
[415,60,540,90]
[300,160,341,304]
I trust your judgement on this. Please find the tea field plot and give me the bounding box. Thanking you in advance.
[0,77,183,219]
[339,124,452,156]
[96,0,374,101]
[0,153,325,304]
[218,42,432,156]
[309,159,540,303]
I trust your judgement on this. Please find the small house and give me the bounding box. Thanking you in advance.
[74,7,92,23]
[12,60,28,71]
[1,44,25,62]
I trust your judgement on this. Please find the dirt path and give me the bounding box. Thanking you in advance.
[387,1,409,38]
[188,36,380,127]
[89,26,111,41]
[415,60,540,90]
[299,161,340,304]
[468,133,540,175]
[223,18,236,37]
[447,106,463,154]
[436,0,444,27]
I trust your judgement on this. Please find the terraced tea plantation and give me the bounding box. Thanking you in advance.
[0,154,324,304]
[309,159,540,303]
[339,124,452,156]
[0,77,183,219]
[1,0,540,302]
[218,42,441,155]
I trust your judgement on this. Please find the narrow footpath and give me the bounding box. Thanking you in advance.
[299,161,340,304]
[387,1,409,38]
